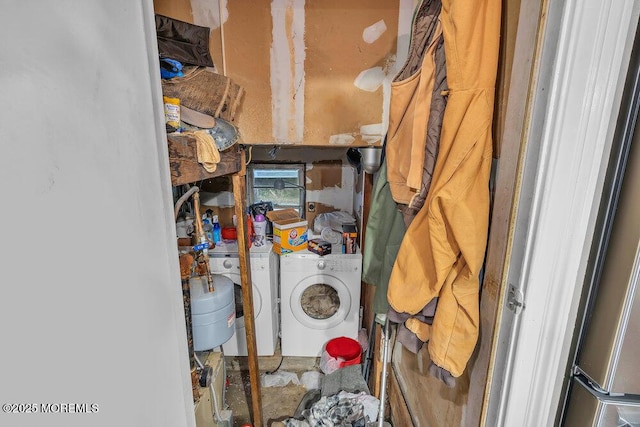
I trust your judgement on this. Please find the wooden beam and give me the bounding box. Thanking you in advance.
[231,154,263,426]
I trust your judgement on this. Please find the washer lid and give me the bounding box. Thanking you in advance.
[209,241,239,255]
[209,241,273,258]
[289,274,352,330]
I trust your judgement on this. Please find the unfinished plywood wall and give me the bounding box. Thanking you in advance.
[227,0,404,147]
[154,0,412,147]
[302,1,399,147]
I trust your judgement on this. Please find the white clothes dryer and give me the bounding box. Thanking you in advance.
[279,248,362,357]
[209,241,279,356]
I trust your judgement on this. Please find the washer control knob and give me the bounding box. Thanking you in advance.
[317,260,326,270]
[223,259,233,269]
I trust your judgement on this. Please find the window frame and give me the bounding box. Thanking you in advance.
[246,163,306,215]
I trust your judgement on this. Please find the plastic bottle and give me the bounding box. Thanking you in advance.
[253,214,267,247]
[212,215,222,244]
[202,218,213,243]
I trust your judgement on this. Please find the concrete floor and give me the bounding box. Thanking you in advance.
[224,345,320,426]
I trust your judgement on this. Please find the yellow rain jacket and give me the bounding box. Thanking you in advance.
[387,0,501,378]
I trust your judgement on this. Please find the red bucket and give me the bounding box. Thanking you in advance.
[326,336,362,368]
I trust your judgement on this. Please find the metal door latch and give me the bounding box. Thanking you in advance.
[507,284,525,313]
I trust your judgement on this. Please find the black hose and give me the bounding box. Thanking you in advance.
[266,355,284,375]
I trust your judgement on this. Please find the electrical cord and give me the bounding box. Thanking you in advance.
[265,355,284,375]
[194,351,205,370]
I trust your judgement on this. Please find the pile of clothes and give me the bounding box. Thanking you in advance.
[276,365,380,427]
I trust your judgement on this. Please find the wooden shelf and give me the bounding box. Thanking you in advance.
[167,133,242,186]
[167,137,264,426]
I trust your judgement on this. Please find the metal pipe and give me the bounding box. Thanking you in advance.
[192,191,214,293]
[174,186,199,220]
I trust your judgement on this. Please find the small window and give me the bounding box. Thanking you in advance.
[247,164,305,217]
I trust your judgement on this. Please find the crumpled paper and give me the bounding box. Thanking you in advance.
[300,370,324,390]
[319,349,343,375]
[261,371,301,387]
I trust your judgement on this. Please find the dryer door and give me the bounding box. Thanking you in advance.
[289,274,352,330]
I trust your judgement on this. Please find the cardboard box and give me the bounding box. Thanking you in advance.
[266,209,308,255]
[308,239,331,256]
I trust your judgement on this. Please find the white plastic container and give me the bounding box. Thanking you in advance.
[253,214,267,247]
[190,275,235,351]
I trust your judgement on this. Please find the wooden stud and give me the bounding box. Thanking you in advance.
[231,152,263,426]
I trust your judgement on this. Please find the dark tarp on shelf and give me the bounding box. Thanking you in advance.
[155,14,214,68]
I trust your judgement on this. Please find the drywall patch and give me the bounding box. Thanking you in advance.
[191,0,227,29]
[306,163,314,184]
[395,0,413,70]
[291,1,305,142]
[380,0,414,138]
[306,187,353,213]
[354,67,385,92]
[306,161,342,190]
[270,0,306,144]
[360,123,383,145]
[306,164,356,213]
[329,134,356,146]
[363,20,387,44]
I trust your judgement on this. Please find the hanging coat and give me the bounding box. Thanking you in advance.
[386,0,443,206]
[399,35,447,227]
[361,160,406,314]
[387,0,501,378]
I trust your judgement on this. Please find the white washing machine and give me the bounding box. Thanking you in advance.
[209,241,279,356]
[279,247,362,357]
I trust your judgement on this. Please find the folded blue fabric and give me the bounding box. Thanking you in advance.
[160,58,184,79]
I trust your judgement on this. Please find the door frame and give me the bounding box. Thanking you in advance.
[486,0,640,426]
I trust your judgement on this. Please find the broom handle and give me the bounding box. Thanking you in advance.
[378,317,390,427]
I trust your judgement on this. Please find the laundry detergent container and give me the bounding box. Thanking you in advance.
[190,274,235,351]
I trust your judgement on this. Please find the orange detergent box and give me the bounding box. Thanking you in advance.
[266,209,308,255]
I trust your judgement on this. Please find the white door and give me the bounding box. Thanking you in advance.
[0,1,195,426]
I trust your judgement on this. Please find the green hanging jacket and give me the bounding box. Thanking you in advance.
[361,160,406,314]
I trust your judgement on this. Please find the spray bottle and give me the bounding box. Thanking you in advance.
[212,215,222,244]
